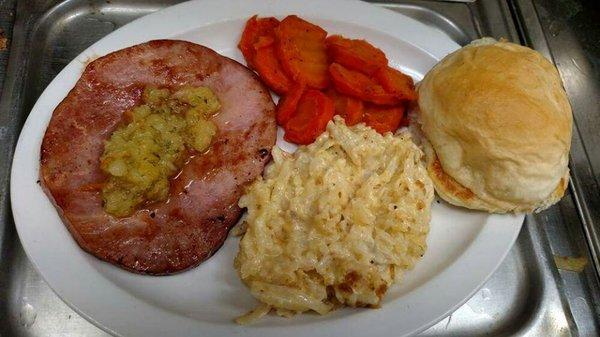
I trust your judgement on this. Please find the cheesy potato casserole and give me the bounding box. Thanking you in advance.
[235,117,434,323]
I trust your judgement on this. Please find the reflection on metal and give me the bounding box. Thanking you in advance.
[0,0,597,336]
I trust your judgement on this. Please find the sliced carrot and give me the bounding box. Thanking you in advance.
[326,35,388,75]
[276,81,306,126]
[284,89,335,145]
[253,44,293,95]
[363,104,405,134]
[345,98,365,126]
[253,35,275,49]
[325,88,364,126]
[329,63,400,105]
[375,66,417,102]
[326,88,347,117]
[275,15,329,89]
[238,15,280,68]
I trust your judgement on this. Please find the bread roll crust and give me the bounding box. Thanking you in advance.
[417,39,572,213]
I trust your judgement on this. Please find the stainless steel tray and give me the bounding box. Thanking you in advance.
[0,1,598,336]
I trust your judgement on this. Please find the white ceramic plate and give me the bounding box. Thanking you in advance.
[10,0,524,336]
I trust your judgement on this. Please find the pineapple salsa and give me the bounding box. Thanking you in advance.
[100,86,221,217]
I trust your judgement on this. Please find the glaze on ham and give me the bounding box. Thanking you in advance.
[40,40,276,274]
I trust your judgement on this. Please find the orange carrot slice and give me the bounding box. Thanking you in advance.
[238,15,280,68]
[325,88,364,126]
[375,66,417,102]
[276,81,306,126]
[253,44,293,95]
[326,35,388,75]
[275,15,329,89]
[284,89,335,144]
[329,63,399,105]
[253,35,275,49]
[363,104,405,134]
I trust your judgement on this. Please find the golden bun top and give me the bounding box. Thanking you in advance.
[416,38,572,213]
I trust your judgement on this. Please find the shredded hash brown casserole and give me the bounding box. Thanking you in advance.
[235,117,434,323]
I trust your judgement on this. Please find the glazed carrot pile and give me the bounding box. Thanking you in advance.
[239,15,417,145]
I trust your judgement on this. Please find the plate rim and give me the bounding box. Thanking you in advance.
[10,0,525,336]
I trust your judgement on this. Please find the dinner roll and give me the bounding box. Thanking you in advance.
[415,38,572,213]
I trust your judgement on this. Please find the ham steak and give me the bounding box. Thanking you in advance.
[40,40,276,274]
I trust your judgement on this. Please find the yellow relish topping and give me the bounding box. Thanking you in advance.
[100,86,220,217]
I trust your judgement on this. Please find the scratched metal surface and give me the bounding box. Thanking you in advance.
[0,0,598,336]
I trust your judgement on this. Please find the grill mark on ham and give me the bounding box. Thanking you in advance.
[40,40,276,274]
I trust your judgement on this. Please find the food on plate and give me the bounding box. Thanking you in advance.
[235,117,434,323]
[375,66,417,102]
[329,62,400,105]
[275,80,306,125]
[275,15,329,89]
[40,40,276,274]
[101,86,220,217]
[326,88,364,126]
[253,42,293,95]
[238,15,280,69]
[325,35,388,75]
[238,15,417,144]
[363,103,405,135]
[414,38,572,213]
[283,89,335,145]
